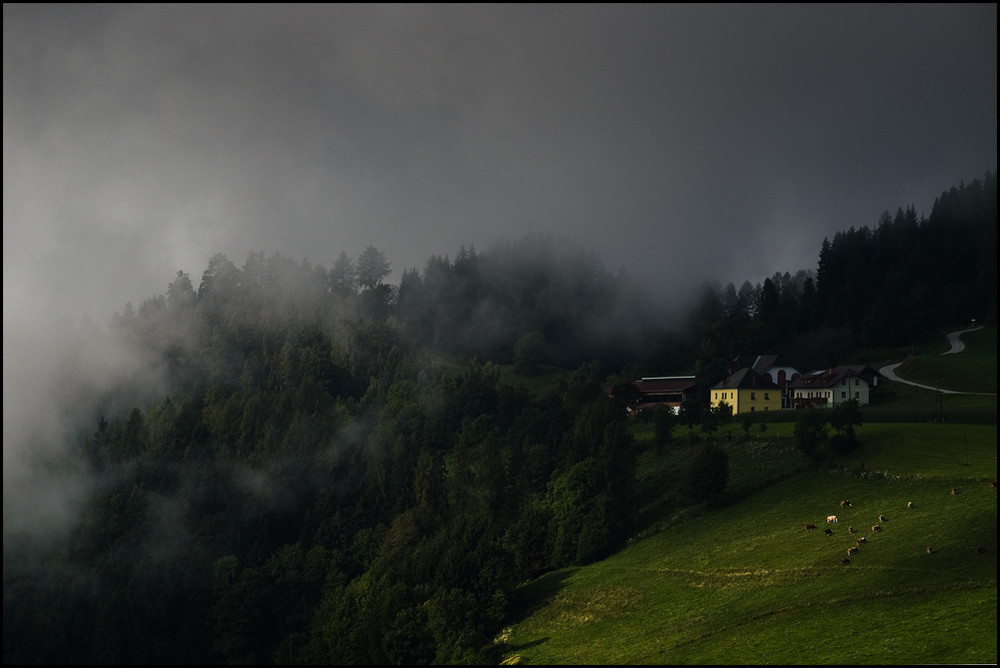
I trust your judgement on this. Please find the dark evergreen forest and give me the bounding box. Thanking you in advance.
[3,172,995,664]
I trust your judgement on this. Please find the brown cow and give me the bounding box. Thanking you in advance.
[805,523,817,531]
[879,514,887,523]
[907,501,914,509]
[824,528,834,535]
[840,499,853,508]
[847,546,859,556]
[841,557,851,565]
[856,536,867,545]
[848,526,856,534]
[872,524,882,532]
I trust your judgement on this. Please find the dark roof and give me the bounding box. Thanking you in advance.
[712,367,779,390]
[752,354,779,372]
[731,354,831,376]
[787,366,875,390]
[634,376,698,394]
[755,354,830,373]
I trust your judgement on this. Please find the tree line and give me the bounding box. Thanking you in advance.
[693,171,995,396]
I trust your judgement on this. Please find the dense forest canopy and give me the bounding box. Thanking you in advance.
[3,172,995,664]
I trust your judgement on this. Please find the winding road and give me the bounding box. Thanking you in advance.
[940,327,979,355]
[878,326,989,395]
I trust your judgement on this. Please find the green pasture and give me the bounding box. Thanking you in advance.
[868,381,998,418]
[895,326,996,393]
[840,422,997,478]
[632,422,996,479]
[500,464,997,665]
[869,325,997,394]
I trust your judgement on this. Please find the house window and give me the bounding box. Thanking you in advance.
[750,406,756,412]
[841,391,846,398]
[750,392,756,400]
[764,392,770,400]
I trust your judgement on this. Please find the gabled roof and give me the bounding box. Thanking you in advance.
[634,376,698,394]
[752,354,779,373]
[732,354,831,375]
[787,366,874,390]
[767,355,830,372]
[712,367,779,391]
[841,364,878,377]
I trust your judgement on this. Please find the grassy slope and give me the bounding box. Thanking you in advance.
[501,443,997,665]
[866,325,998,394]
[499,329,997,665]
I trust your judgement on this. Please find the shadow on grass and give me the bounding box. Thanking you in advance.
[507,636,551,651]
[507,567,579,624]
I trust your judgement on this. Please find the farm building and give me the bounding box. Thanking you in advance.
[730,354,829,409]
[629,376,698,415]
[710,367,781,414]
[787,365,877,408]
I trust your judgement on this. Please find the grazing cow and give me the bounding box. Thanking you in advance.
[951,488,957,495]
[907,501,914,509]
[805,523,817,531]
[879,514,887,523]
[856,536,867,545]
[847,546,859,556]
[990,481,996,489]
[824,528,833,535]
[848,526,856,534]
[872,524,882,532]
[926,547,933,555]
[827,515,838,523]
[840,499,852,508]
[841,557,850,566]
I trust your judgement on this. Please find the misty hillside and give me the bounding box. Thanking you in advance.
[3,173,996,665]
[109,170,997,391]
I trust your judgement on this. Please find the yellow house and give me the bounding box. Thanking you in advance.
[710,367,781,414]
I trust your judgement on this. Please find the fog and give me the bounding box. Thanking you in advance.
[3,4,997,541]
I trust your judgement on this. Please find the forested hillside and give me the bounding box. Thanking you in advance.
[3,172,995,664]
[6,243,645,664]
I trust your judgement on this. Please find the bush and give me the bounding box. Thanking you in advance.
[681,442,729,506]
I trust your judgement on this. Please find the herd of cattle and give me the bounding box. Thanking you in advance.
[803,483,995,566]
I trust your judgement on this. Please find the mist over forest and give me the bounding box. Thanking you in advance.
[3,172,996,664]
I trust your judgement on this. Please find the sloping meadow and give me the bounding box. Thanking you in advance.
[501,452,997,664]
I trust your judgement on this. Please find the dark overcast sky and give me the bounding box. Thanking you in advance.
[4,3,997,323]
